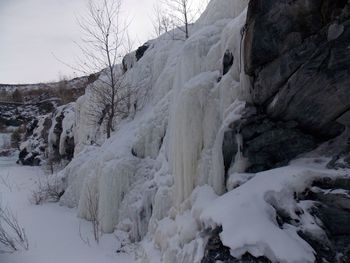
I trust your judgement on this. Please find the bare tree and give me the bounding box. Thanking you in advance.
[29,177,64,205]
[162,0,195,39]
[152,3,174,37]
[77,0,132,138]
[77,186,100,245]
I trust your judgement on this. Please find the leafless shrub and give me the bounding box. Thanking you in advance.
[78,222,91,247]
[30,178,64,205]
[0,173,13,192]
[56,77,75,104]
[161,0,196,39]
[0,204,29,254]
[86,185,100,244]
[151,3,174,37]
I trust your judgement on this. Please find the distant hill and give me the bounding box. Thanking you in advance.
[0,74,98,104]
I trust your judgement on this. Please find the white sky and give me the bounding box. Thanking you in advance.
[0,0,207,84]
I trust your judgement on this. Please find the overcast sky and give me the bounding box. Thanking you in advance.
[0,0,206,84]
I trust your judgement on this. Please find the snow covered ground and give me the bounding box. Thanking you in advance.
[0,153,135,263]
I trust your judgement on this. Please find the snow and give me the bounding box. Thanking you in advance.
[59,104,75,156]
[0,157,135,263]
[200,161,348,263]
[53,0,254,261]
[7,0,348,262]
[197,0,249,26]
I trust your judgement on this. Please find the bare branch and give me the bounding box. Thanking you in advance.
[0,204,29,253]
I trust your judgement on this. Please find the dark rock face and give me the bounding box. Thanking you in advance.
[202,227,272,263]
[18,104,75,166]
[18,148,41,166]
[135,43,149,61]
[223,110,318,174]
[299,177,350,263]
[18,116,52,166]
[64,135,75,161]
[244,0,350,139]
[0,99,59,127]
[223,50,234,75]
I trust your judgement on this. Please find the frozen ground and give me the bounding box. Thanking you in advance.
[0,153,135,263]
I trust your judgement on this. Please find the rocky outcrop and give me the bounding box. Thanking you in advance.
[135,43,150,61]
[216,2,350,262]
[244,0,350,139]
[18,103,75,166]
[223,0,350,175]
[48,103,75,162]
[222,50,234,75]
[18,115,52,166]
[223,109,318,174]
[122,43,150,72]
[0,99,59,127]
[202,227,271,263]
[299,177,350,263]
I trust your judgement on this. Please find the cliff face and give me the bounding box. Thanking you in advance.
[222,0,350,176]
[219,1,350,262]
[245,0,350,138]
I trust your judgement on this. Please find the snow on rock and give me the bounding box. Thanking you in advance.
[48,103,75,161]
[200,163,348,263]
[18,102,75,166]
[18,114,52,166]
[59,105,75,157]
[122,51,137,72]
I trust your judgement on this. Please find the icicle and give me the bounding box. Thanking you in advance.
[230,132,248,173]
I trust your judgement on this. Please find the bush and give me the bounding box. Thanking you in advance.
[30,178,64,205]
[0,204,29,253]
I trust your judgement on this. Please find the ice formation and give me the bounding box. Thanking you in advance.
[48,103,75,159]
[56,0,250,253]
[53,0,347,262]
